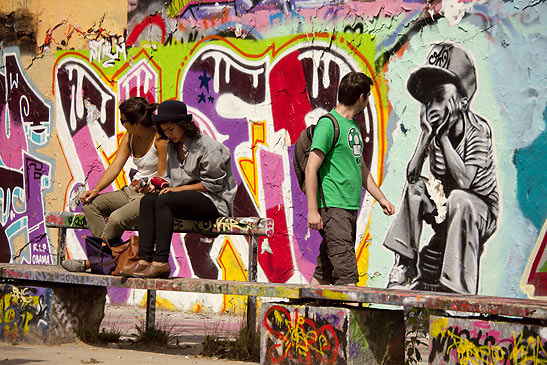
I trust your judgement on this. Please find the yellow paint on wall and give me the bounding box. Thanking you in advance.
[217,236,248,314]
[139,292,178,311]
[1,291,42,336]
[356,231,372,287]
[430,317,449,338]
[237,121,266,208]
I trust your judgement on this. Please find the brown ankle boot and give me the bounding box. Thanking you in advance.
[117,261,150,277]
[134,262,171,278]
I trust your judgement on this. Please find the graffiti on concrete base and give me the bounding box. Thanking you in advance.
[429,316,547,364]
[262,304,343,364]
[0,284,50,343]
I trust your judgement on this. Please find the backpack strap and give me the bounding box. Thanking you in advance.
[317,113,340,209]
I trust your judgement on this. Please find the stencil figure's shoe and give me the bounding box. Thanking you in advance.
[387,254,418,289]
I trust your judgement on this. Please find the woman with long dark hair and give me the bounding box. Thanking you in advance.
[62,97,168,273]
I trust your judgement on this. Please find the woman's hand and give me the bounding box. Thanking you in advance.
[138,182,156,194]
[158,186,181,195]
[80,189,98,204]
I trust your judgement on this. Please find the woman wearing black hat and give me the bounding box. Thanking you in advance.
[121,100,237,278]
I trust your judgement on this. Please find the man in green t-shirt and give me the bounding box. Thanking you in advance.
[306,72,395,285]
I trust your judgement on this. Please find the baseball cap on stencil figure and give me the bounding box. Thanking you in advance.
[407,42,477,104]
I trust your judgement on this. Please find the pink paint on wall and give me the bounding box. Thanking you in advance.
[259,150,294,283]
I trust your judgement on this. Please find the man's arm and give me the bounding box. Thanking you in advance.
[361,164,395,215]
[305,149,325,230]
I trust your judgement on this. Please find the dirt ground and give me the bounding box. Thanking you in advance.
[1,304,430,364]
[1,304,257,365]
[0,341,256,364]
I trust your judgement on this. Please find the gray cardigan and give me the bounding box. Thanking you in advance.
[165,134,237,217]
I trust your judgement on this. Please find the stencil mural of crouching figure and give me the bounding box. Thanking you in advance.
[384,42,499,294]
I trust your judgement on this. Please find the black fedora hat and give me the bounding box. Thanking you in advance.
[152,100,193,122]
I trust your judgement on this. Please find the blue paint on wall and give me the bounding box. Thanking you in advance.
[514,105,547,231]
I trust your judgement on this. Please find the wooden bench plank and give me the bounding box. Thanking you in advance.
[2,264,546,320]
[45,212,274,236]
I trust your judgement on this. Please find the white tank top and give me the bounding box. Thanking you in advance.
[130,134,159,181]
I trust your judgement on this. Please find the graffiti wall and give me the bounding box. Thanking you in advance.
[429,315,547,364]
[1,0,546,311]
[260,302,404,364]
[0,284,51,343]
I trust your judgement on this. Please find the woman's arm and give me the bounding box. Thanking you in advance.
[154,134,168,177]
[158,182,207,195]
[80,133,132,203]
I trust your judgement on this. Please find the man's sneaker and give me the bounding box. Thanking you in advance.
[387,254,418,289]
[62,259,87,272]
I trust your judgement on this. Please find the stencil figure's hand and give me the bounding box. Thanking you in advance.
[436,96,460,139]
[419,105,433,137]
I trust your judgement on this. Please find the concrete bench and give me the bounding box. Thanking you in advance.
[2,213,546,363]
[2,263,547,363]
[44,211,273,336]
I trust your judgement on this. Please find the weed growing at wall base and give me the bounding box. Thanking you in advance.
[134,319,176,347]
[404,307,432,365]
[201,311,260,362]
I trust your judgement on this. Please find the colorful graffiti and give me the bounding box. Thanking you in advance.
[262,304,345,364]
[260,303,404,364]
[0,0,545,311]
[429,316,547,364]
[0,48,54,265]
[50,30,386,309]
[0,284,50,343]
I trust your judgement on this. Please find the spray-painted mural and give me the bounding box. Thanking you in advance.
[429,315,547,364]
[0,284,50,343]
[260,302,404,364]
[1,0,546,312]
[384,42,499,294]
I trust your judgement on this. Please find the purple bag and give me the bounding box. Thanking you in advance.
[85,236,116,275]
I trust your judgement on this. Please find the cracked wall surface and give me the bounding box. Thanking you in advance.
[0,0,546,313]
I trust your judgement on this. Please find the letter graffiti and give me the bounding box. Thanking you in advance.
[430,319,547,364]
[0,285,50,343]
[262,305,342,364]
[0,48,54,265]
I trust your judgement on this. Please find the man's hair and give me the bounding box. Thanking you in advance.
[119,97,158,127]
[156,119,201,140]
[338,72,373,106]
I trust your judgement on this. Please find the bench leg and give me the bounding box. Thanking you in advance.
[56,227,67,265]
[246,235,258,336]
[146,289,156,331]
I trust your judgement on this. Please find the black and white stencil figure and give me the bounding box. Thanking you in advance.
[383,43,499,294]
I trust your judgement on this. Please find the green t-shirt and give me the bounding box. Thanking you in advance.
[310,109,364,209]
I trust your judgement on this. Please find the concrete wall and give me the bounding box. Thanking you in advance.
[429,315,547,363]
[1,0,546,312]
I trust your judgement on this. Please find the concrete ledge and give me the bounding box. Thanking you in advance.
[428,314,547,363]
[261,302,404,364]
[2,264,547,319]
[1,282,106,344]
